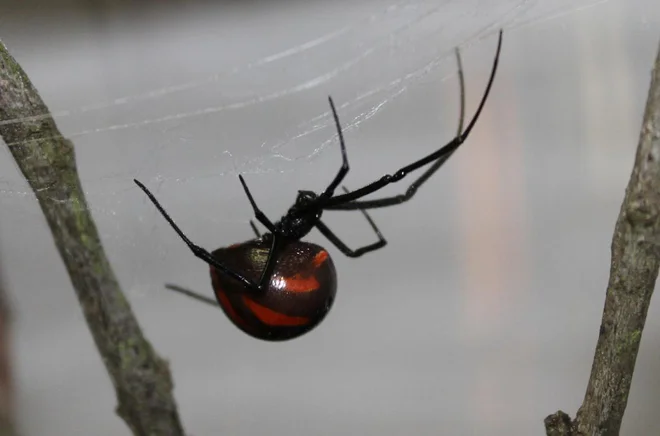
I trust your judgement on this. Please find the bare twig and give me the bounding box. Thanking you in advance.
[545,37,660,436]
[0,261,14,436]
[0,41,185,435]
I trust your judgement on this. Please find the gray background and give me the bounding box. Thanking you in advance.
[1,0,660,434]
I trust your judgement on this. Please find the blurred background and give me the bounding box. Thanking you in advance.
[1,0,660,434]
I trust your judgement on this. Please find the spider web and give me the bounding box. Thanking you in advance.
[3,2,647,435]
[0,0,605,182]
[0,0,607,288]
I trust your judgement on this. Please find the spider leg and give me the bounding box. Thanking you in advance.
[323,30,502,210]
[256,233,284,287]
[249,220,261,238]
[315,186,387,258]
[327,48,466,210]
[238,174,276,232]
[316,221,386,258]
[165,283,219,308]
[320,96,350,198]
[134,179,260,291]
[323,48,466,210]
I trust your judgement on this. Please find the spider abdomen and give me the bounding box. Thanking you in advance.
[210,239,337,341]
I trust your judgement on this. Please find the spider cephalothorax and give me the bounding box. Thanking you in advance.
[134,31,503,341]
[274,190,322,239]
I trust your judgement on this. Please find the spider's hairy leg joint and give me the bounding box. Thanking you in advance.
[393,194,407,204]
[393,169,407,181]
[191,246,206,256]
[380,170,405,185]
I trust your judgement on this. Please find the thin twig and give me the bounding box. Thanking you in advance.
[0,260,14,436]
[0,41,185,435]
[545,37,660,436]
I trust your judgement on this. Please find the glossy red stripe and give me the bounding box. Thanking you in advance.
[313,250,329,267]
[279,273,320,293]
[242,296,310,326]
[211,269,248,329]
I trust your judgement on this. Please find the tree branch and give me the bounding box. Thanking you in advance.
[0,41,185,435]
[545,36,660,436]
[0,260,15,436]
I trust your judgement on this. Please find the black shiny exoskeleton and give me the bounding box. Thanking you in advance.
[134,31,503,341]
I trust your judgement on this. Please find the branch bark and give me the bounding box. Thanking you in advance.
[0,41,185,435]
[0,261,15,436]
[545,37,660,436]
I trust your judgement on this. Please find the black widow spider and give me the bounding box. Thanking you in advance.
[134,31,503,341]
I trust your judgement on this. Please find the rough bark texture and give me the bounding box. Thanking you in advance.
[545,38,660,436]
[0,264,14,436]
[0,41,185,435]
